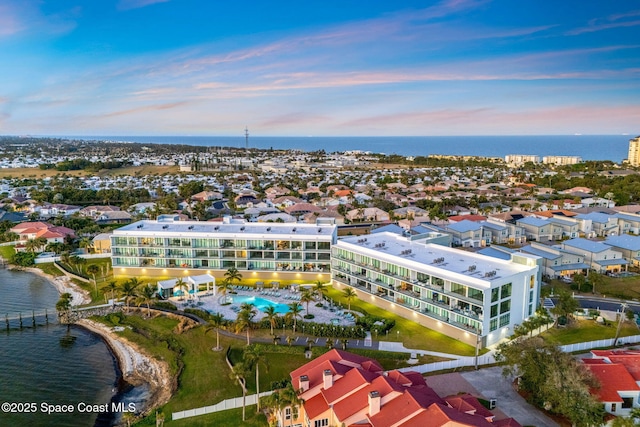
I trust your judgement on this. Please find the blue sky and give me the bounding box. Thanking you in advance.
[0,0,639,136]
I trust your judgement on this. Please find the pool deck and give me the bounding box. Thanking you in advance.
[170,288,357,327]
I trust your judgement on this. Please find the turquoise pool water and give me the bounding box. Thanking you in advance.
[232,295,290,314]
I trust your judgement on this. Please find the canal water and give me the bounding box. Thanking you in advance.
[0,268,119,426]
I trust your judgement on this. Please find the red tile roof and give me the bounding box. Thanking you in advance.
[304,393,330,419]
[397,402,495,427]
[445,394,494,418]
[584,363,640,402]
[447,214,487,223]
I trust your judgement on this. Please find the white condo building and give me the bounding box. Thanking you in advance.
[505,154,540,165]
[111,217,337,281]
[331,232,541,346]
[542,155,582,165]
[628,136,640,167]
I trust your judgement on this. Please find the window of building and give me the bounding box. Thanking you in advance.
[491,288,499,303]
[501,283,512,299]
[285,407,291,420]
[468,287,483,302]
[622,397,633,409]
[500,299,511,314]
[499,313,510,327]
[314,419,328,427]
[490,318,498,331]
[611,403,617,412]
[491,304,498,318]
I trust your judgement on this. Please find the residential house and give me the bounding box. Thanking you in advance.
[519,242,589,279]
[584,350,640,417]
[604,235,640,267]
[283,349,522,427]
[481,220,526,245]
[272,196,305,208]
[39,203,82,218]
[561,238,628,274]
[615,212,640,235]
[92,233,112,254]
[79,205,121,219]
[575,212,619,237]
[547,216,580,240]
[96,210,133,225]
[10,221,76,251]
[190,191,223,202]
[284,203,323,219]
[346,207,390,222]
[516,217,554,242]
[444,220,491,248]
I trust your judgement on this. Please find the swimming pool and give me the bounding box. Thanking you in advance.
[232,295,290,314]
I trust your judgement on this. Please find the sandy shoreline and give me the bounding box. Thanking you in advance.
[78,319,175,418]
[23,266,92,306]
[13,264,175,421]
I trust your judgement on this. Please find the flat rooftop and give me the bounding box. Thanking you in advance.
[114,219,336,238]
[336,232,537,285]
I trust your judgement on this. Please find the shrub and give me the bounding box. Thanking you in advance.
[153,301,177,311]
[303,314,315,319]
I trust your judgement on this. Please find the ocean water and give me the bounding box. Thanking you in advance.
[0,269,117,427]
[64,134,634,162]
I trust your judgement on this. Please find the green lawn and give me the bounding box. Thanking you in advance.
[324,287,476,356]
[0,244,15,260]
[541,318,639,346]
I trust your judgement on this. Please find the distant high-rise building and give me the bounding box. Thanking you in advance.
[628,136,640,167]
[505,154,540,165]
[542,155,582,165]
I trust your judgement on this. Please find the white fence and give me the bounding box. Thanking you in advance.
[560,334,640,353]
[172,391,274,421]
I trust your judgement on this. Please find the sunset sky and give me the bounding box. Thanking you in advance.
[0,0,639,136]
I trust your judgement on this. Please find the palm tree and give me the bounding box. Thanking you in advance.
[244,344,267,412]
[229,362,249,422]
[286,302,303,333]
[136,284,157,317]
[313,280,327,300]
[224,267,243,287]
[263,305,279,336]
[280,381,303,427]
[300,289,315,317]
[205,312,225,351]
[87,264,100,294]
[236,304,257,345]
[119,278,141,312]
[342,287,357,311]
[103,280,118,304]
[174,277,188,298]
[217,279,233,297]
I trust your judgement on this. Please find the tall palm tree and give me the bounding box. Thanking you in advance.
[174,277,188,298]
[263,305,279,336]
[244,344,267,412]
[286,302,303,333]
[119,278,141,312]
[280,381,303,427]
[224,267,243,287]
[205,312,225,351]
[300,289,315,317]
[313,280,327,300]
[236,304,257,345]
[87,264,100,294]
[103,280,118,304]
[136,284,157,317]
[342,287,357,311]
[229,362,249,422]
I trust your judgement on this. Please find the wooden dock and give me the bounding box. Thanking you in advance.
[4,309,56,329]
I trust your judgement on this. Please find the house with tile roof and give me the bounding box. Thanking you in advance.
[10,221,76,251]
[584,350,640,417]
[516,216,554,241]
[283,349,522,427]
[575,212,619,237]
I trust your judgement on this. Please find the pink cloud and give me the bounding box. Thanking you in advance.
[101,101,190,118]
[117,0,170,11]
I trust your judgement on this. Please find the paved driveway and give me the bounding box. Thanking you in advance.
[460,367,559,427]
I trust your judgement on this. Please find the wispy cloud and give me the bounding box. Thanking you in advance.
[567,8,640,35]
[101,101,190,118]
[0,2,78,38]
[117,0,170,11]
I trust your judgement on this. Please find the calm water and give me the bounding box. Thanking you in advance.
[63,134,633,161]
[0,269,118,427]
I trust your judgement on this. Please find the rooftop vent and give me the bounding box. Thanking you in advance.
[468,265,477,272]
[162,225,169,229]
[240,226,245,231]
[267,227,271,232]
[292,227,297,233]
[214,226,219,231]
[484,270,497,278]
[188,225,194,230]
